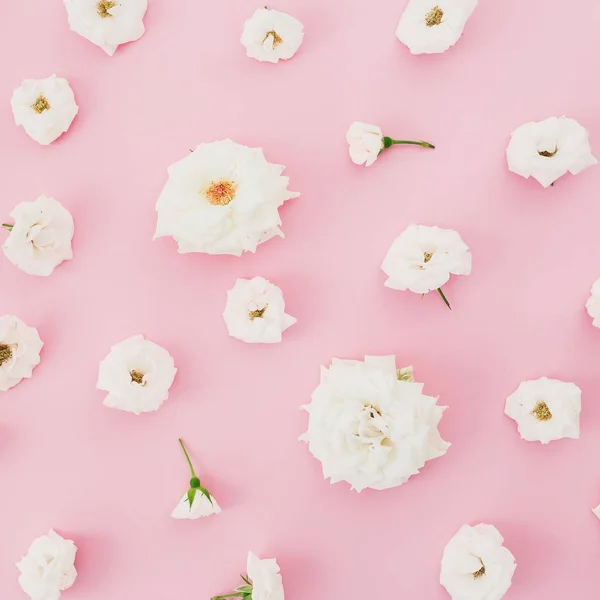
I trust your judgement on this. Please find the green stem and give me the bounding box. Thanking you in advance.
[437,287,452,310]
[2,223,13,231]
[178,438,196,478]
[383,136,435,149]
[211,595,243,600]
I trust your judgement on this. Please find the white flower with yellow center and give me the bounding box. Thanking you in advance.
[586,277,600,327]
[241,8,304,63]
[11,75,78,145]
[504,377,581,444]
[506,116,597,187]
[300,357,449,492]
[0,315,43,393]
[155,139,299,256]
[64,0,148,55]
[2,196,74,277]
[396,0,478,55]
[97,334,177,414]
[381,224,471,309]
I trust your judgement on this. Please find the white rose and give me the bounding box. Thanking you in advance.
[381,224,471,309]
[300,356,449,492]
[2,196,74,277]
[223,277,296,344]
[155,139,299,256]
[593,505,600,521]
[396,0,478,55]
[11,75,78,145]
[0,315,43,393]
[247,552,284,600]
[506,116,597,188]
[171,492,221,520]
[64,0,148,56]
[17,530,77,600]
[97,334,177,414]
[504,377,581,444]
[241,8,303,63]
[585,277,600,327]
[440,524,516,600]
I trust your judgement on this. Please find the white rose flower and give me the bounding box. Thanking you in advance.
[2,196,74,277]
[381,224,471,309]
[241,8,303,63]
[396,0,478,55]
[11,75,78,145]
[17,530,77,600]
[440,524,516,600]
[155,139,299,256]
[97,334,177,414]
[212,552,284,600]
[585,277,600,327]
[593,505,600,521]
[506,116,597,188]
[504,377,581,444]
[64,0,148,56]
[0,315,43,393]
[300,357,449,492]
[223,277,296,344]
[346,121,435,167]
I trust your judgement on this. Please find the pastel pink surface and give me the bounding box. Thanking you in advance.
[1,0,600,599]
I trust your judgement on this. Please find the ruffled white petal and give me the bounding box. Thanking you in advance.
[247,552,285,600]
[171,492,221,520]
[585,277,600,328]
[0,315,43,392]
[346,122,383,166]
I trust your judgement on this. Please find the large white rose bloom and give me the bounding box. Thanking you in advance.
[504,377,581,444]
[155,140,299,256]
[301,357,449,492]
[97,334,177,414]
[396,0,478,55]
[506,116,597,188]
[440,524,516,600]
[586,277,600,327]
[247,552,284,600]
[0,315,43,393]
[2,196,74,277]
[64,0,148,56]
[16,530,77,600]
[11,76,78,145]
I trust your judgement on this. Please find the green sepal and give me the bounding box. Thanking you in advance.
[199,486,214,506]
[187,487,197,509]
[235,585,253,594]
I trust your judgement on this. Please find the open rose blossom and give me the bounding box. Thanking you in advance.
[506,116,597,187]
[0,315,43,393]
[2,196,74,277]
[17,530,77,600]
[440,524,516,600]
[396,0,478,55]
[585,277,600,327]
[504,377,581,444]
[64,0,148,56]
[155,139,299,256]
[241,8,303,63]
[11,75,78,145]
[300,357,449,492]
[97,334,177,414]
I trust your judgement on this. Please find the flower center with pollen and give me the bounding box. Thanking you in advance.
[249,305,268,320]
[531,401,552,421]
[205,180,237,206]
[129,370,145,385]
[264,30,283,46]
[473,563,486,579]
[425,6,444,26]
[32,95,50,114]
[97,1,116,17]
[0,344,13,366]
[423,252,433,263]
[538,148,558,158]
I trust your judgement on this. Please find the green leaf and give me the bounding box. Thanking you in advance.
[234,585,252,594]
[187,487,197,509]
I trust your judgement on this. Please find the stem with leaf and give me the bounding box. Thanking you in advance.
[178,438,213,508]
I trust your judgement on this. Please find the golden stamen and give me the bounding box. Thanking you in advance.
[0,344,13,366]
[538,148,558,157]
[532,401,552,421]
[473,564,486,579]
[425,6,444,27]
[423,252,433,263]
[130,370,145,385]
[97,1,116,17]
[249,305,268,320]
[264,30,283,46]
[32,95,50,114]
[205,180,237,206]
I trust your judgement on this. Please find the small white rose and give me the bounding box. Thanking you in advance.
[11,75,78,145]
[593,505,600,521]
[301,356,449,492]
[381,224,471,309]
[223,277,296,344]
[241,8,303,63]
[396,0,478,55]
[585,277,600,328]
[16,530,77,600]
[506,116,597,188]
[440,524,516,600]
[2,196,74,277]
[97,334,177,414]
[64,0,148,56]
[154,139,299,256]
[0,315,43,393]
[504,377,581,444]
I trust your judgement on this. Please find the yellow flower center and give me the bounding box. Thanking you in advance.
[538,148,558,158]
[205,180,237,206]
[473,564,486,579]
[264,30,283,46]
[32,95,50,114]
[130,370,145,385]
[97,1,116,17]
[425,6,444,27]
[249,305,268,320]
[423,252,433,263]
[0,344,12,366]
[532,401,552,421]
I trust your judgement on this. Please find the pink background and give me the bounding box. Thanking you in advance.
[1,0,600,598]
